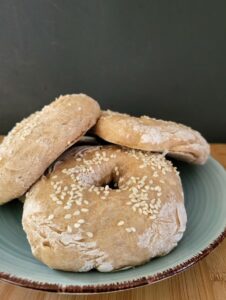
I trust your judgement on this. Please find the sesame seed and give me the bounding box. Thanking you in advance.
[84,200,89,205]
[64,206,71,210]
[81,208,89,213]
[155,203,161,209]
[48,214,54,220]
[74,223,80,228]
[64,214,72,219]
[73,210,80,216]
[67,225,72,233]
[117,220,125,226]
[86,232,94,238]
[78,219,85,224]
[56,201,63,205]
[131,199,137,203]
[125,227,136,233]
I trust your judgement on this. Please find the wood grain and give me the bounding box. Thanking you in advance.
[0,144,225,300]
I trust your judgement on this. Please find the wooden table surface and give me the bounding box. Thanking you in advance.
[0,144,225,300]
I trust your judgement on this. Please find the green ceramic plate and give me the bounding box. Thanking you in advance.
[0,157,225,294]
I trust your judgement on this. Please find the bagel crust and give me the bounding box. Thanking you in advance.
[93,110,210,164]
[22,145,187,272]
[0,94,100,204]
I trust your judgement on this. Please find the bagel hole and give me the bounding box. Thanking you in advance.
[99,173,119,190]
[107,179,118,189]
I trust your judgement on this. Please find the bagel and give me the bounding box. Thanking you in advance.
[93,110,210,164]
[0,94,100,204]
[22,145,187,272]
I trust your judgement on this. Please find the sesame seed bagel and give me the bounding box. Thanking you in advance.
[0,94,100,204]
[93,110,210,164]
[22,145,187,272]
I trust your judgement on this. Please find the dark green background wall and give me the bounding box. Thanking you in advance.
[0,0,225,141]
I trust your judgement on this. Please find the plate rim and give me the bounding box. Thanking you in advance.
[0,227,225,294]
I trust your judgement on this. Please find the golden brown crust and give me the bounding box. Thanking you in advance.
[22,145,186,272]
[93,110,210,164]
[0,94,100,204]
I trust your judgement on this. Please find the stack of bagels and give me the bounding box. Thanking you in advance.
[0,94,210,272]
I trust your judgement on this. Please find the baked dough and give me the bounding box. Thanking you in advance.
[93,110,210,164]
[22,145,187,272]
[0,94,100,204]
